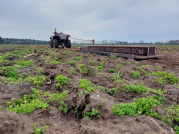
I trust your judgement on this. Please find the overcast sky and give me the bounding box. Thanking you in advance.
[0,0,179,43]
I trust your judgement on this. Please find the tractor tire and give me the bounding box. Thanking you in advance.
[53,39,59,48]
[49,40,53,48]
[66,40,71,48]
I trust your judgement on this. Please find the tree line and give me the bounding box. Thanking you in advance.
[0,36,179,45]
[0,37,49,44]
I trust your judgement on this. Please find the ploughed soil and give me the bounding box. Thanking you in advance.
[0,44,179,134]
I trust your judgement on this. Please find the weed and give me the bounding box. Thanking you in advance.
[135,61,141,66]
[34,67,43,74]
[73,56,82,61]
[109,73,123,82]
[25,75,46,88]
[90,59,95,65]
[0,66,21,80]
[84,108,102,119]
[109,68,117,73]
[115,64,122,70]
[111,95,163,118]
[78,64,93,76]
[99,62,105,67]
[54,75,71,89]
[122,83,164,95]
[78,91,83,96]
[65,50,73,54]
[79,78,96,92]
[108,88,116,95]
[73,109,81,116]
[33,123,49,134]
[96,86,105,92]
[149,71,179,85]
[118,58,124,64]
[68,61,76,67]
[6,88,69,114]
[110,54,116,59]
[174,125,179,134]
[69,68,77,75]
[0,106,2,111]
[130,71,140,79]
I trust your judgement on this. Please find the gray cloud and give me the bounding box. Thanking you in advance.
[0,0,178,42]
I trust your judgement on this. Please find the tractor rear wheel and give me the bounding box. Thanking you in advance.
[66,40,71,48]
[53,39,59,48]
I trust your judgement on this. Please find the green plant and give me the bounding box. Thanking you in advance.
[25,75,46,88]
[0,66,21,80]
[122,83,164,95]
[65,50,73,54]
[130,71,140,79]
[49,60,62,64]
[54,75,71,89]
[33,123,49,134]
[135,62,141,66]
[68,61,76,67]
[109,73,123,82]
[96,86,105,92]
[108,88,116,95]
[73,56,82,61]
[174,125,179,134]
[89,59,95,65]
[15,60,35,68]
[69,68,77,75]
[0,106,2,111]
[99,62,105,67]
[115,64,122,70]
[6,88,69,114]
[83,108,102,119]
[109,68,117,73]
[111,95,163,118]
[79,78,96,92]
[78,91,83,96]
[73,109,81,116]
[110,54,116,59]
[118,58,124,64]
[149,71,179,85]
[78,64,93,76]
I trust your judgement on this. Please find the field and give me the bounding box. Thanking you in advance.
[0,44,179,134]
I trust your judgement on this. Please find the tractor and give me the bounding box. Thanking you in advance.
[49,29,71,48]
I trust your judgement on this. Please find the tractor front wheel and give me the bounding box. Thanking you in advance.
[53,39,59,48]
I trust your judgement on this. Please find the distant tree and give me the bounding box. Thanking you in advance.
[0,36,4,44]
